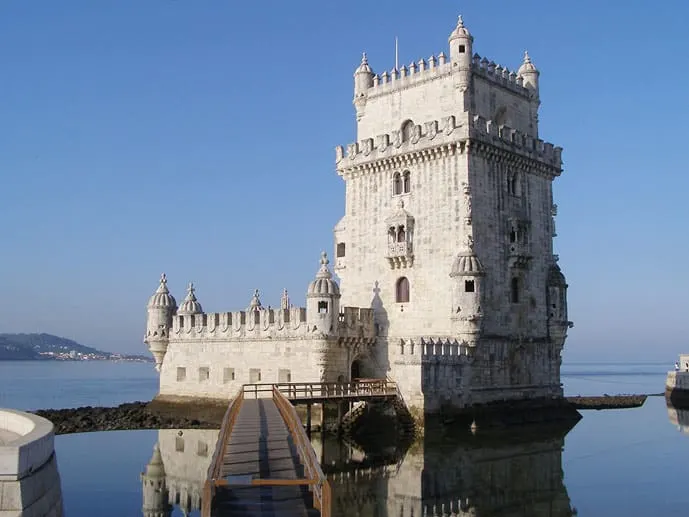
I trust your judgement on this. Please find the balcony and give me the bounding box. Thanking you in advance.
[386,241,414,269]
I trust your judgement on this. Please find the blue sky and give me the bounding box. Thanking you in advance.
[1,1,687,362]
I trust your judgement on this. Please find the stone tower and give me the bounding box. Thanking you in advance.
[145,274,177,372]
[140,443,172,517]
[334,15,572,413]
[306,252,341,334]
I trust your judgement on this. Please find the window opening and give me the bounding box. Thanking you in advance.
[464,280,475,293]
[396,277,410,303]
[336,242,346,257]
[510,277,520,303]
[393,172,402,195]
[317,301,329,313]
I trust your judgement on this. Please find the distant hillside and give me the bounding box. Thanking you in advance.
[0,333,151,362]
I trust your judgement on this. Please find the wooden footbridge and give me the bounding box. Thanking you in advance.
[201,380,400,517]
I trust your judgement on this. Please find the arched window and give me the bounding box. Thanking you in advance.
[397,226,406,243]
[510,277,520,303]
[403,170,411,193]
[396,277,410,303]
[393,172,402,195]
[401,120,414,142]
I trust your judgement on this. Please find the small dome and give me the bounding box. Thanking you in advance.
[355,52,373,75]
[517,51,538,75]
[177,282,203,315]
[307,252,341,297]
[147,273,177,309]
[547,264,567,287]
[449,15,472,41]
[247,289,263,312]
[450,250,485,277]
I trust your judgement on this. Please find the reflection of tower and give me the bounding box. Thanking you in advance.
[140,443,172,517]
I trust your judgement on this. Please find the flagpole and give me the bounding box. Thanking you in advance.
[395,37,399,70]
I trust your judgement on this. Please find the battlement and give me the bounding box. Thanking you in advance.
[336,114,467,171]
[398,337,474,363]
[470,115,562,169]
[170,306,374,341]
[336,113,562,172]
[365,52,453,99]
[358,51,531,102]
[470,53,530,96]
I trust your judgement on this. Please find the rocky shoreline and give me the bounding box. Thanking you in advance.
[33,402,220,435]
[32,394,653,435]
[566,394,648,410]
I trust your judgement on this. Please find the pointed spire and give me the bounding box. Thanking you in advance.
[156,273,169,292]
[518,50,539,75]
[355,51,373,74]
[316,251,332,279]
[449,13,472,41]
[280,288,290,310]
[148,273,176,309]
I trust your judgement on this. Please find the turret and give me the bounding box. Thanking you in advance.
[247,289,263,312]
[306,252,341,334]
[353,52,374,121]
[449,237,484,345]
[177,282,203,315]
[517,51,539,96]
[546,261,572,346]
[449,15,473,69]
[140,443,172,517]
[145,273,177,372]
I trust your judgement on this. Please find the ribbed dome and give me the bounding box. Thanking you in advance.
[547,264,567,287]
[517,51,538,75]
[247,289,263,312]
[147,273,177,309]
[355,52,373,75]
[450,251,485,277]
[177,282,203,315]
[449,15,472,41]
[307,252,341,297]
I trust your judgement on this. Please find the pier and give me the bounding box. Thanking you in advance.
[201,380,400,517]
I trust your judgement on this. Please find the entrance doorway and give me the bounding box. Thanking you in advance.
[351,359,362,381]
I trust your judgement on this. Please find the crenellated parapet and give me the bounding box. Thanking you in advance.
[169,305,375,342]
[336,115,468,173]
[470,53,530,96]
[335,113,562,174]
[396,337,475,364]
[469,115,563,173]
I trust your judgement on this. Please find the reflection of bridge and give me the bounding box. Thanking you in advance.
[202,380,402,517]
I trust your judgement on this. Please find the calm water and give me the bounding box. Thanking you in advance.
[2,361,687,516]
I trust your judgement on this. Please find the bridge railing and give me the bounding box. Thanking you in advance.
[272,385,332,517]
[201,386,244,517]
[242,380,398,400]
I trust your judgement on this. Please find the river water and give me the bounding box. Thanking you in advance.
[1,360,686,516]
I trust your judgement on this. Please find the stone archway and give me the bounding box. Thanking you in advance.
[351,359,363,381]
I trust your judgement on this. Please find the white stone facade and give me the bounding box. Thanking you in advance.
[144,15,572,417]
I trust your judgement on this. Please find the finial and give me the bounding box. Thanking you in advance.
[465,234,474,251]
[160,273,167,285]
[187,282,195,294]
[457,15,464,28]
[320,251,329,266]
[523,50,532,64]
[361,52,368,64]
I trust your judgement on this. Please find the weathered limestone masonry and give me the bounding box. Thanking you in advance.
[144,15,574,424]
[334,16,572,416]
[666,354,689,407]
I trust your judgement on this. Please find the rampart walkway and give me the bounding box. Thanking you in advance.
[201,380,400,517]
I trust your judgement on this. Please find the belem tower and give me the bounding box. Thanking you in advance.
[144,15,573,421]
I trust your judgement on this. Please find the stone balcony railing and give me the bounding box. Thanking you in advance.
[386,242,414,269]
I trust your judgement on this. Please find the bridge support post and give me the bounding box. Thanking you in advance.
[306,403,312,435]
[337,402,344,436]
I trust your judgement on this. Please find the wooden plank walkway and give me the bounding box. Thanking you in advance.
[210,399,320,517]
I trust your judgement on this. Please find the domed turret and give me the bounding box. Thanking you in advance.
[517,51,539,95]
[449,15,473,89]
[450,236,485,344]
[177,283,203,315]
[306,252,341,333]
[145,274,177,372]
[353,52,375,120]
[547,262,572,346]
[247,289,263,312]
[140,443,172,517]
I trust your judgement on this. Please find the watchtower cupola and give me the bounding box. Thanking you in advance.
[450,237,485,344]
[177,282,203,315]
[306,252,341,333]
[144,273,177,372]
[546,260,572,346]
[353,52,375,121]
[517,51,540,96]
